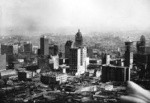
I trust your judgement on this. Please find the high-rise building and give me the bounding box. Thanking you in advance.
[134,35,150,79]
[51,55,59,69]
[68,30,87,75]
[32,46,39,54]
[74,29,83,48]
[13,44,19,54]
[136,35,146,53]
[0,54,6,71]
[18,44,24,54]
[0,44,14,69]
[69,47,87,75]
[124,41,133,67]
[40,36,49,56]
[102,54,110,65]
[124,41,133,81]
[65,40,72,58]
[24,42,32,54]
[1,44,13,55]
[101,65,130,82]
[49,44,58,56]
[6,54,14,69]
[38,56,50,72]
[140,35,146,47]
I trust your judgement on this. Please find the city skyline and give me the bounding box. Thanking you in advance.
[0,0,150,36]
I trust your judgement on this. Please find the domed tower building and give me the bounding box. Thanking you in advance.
[140,35,146,47]
[74,29,83,48]
[69,30,88,75]
[134,35,150,79]
[137,35,146,53]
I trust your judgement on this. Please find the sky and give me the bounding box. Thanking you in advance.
[0,0,150,35]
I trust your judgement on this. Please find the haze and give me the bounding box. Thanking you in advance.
[0,0,150,36]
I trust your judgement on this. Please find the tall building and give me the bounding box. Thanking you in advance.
[1,44,13,55]
[0,54,6,71]
[134,35,150,78]
[1,44,7,55]
[124,41,133,81]
[51,55,59,69]
[38,56,50,72]
[32,46,39,54]
[102,54,110,65]
[124,41,133,67]
[65,40,72,58]
[13,44,19,54]
[69,47,87,75]
[74,29,83,48]
[1,44,14,69]
[140,35,146,47]
[49,44,58,56]
[102,65,130,82]
[24,42,32,54]
[18,44,24,54]
[40,36,49,56]
[62,30,87,75]
[136,35,146,53]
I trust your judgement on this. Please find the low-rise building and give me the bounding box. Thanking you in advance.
[101,65,130,82]
[18,71,36,81]
[40,72,68,85]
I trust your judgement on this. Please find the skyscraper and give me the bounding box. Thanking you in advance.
[1,44,14,69]
[140,35,146,47]
[13,44,19,54]
[24,42,32,54]
[124,41,133,67]
[69,47,87,75]
[49,44,58,56]
[136,35,146,53]
[134,35,150,79]
[0,54,6,71]
[65,40,73,58]
[1,44,13,55]
[69,30,87,75]
[40,36,49,56]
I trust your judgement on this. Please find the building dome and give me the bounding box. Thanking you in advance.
[140,35,146,46]
[75,29,83,41]
[74,29,83,48]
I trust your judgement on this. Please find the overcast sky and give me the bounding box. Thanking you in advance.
[0,0,150,35]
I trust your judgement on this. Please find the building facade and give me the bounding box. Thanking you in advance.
[0,54,6,71]
[13,44,19,54]
[69,47,87,75]
[124,41,133,68]
[74,29,83,48]
[134,35,150,78]
[65,40,72,58]
[1,44,13,55]
[40,36,49,56]
[101,65,130,82]
[49,44,58,56]
[24,42,32,54]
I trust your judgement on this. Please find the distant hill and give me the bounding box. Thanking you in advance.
[0,32,149,53]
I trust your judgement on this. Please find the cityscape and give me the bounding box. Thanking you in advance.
[0,30,149,103]
[0,0,150,103]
